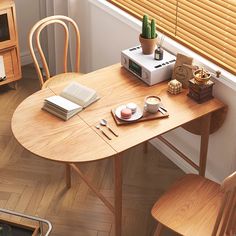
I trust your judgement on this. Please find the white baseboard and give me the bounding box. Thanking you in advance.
[20,51,33,66]
[149,138,220,183]
[20,50,42,67]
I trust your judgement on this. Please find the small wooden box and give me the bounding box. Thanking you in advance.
[188,78,214,103]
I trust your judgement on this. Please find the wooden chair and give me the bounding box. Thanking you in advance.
[151,172,236,236]
[29,15,82,89]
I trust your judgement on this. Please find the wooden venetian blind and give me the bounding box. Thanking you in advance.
[108,0,236,75]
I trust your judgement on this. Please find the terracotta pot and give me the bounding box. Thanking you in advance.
[139,34,157,55]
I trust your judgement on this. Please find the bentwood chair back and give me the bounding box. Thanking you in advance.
[29,15,81,89]
[151,171,236,236]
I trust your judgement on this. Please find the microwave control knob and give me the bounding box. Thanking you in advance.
[143,71,148,79]
[122,57,127,65]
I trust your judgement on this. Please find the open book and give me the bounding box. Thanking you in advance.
[42,82,98,120]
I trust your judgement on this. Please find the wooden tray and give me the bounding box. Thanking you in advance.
[111,107,169,125]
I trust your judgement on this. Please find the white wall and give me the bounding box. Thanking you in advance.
[68,0,90,73]
[74,0,235,182]
[69,0,140,73]
[14,0,41,65]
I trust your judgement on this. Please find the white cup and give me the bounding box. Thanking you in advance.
[144,95,161,113]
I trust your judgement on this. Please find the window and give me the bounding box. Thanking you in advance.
[108,0,236,75]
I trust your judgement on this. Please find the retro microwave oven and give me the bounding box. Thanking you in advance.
[121,46,176,86]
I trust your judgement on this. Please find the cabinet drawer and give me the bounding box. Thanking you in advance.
[0,47,20,84]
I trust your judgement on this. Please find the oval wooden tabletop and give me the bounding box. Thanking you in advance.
[11,64,226,163]
[11,88,116,163]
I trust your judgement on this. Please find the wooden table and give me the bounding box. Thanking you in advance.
[11,64,226,236]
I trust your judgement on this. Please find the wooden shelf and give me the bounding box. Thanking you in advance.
[0,0,21,86]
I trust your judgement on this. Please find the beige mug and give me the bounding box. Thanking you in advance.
[144,95,161,113]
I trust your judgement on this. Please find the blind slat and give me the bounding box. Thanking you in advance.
[177,31,236,69]
[118,0,176,25]
[185,0,236,21]
[177,20,236,58]
[149,0,177,6]
[149,0,177,9]
[139,2,176,23]
[179,1,236,32]
[220,0,236,7]
[204,0,236,12]
[108,0,236,75]
[110,0,176,35]
[178,11,236,44]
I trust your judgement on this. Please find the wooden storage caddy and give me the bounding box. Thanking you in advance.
[0,0,21,86]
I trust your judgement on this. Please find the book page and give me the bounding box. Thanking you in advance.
[42,104,81,120]
[45,95,82,112]
[60,82,97,107]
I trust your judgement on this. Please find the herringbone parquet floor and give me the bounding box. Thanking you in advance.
[0,65,183,236]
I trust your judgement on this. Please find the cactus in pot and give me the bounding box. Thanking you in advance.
[151,19,156,38]
[142,14,149,38]
[139,15,157,54]
[141,15,156,39]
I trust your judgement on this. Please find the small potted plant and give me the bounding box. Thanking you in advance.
[139,14,157,55]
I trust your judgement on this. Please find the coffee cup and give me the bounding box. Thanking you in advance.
[144,95,161,113]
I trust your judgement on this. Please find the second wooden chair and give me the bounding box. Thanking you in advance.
[151,172,236,236]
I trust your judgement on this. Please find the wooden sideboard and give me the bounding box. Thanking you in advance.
[0,0,21,87]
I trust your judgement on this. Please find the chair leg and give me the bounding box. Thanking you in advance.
[154,222,163,236]
[65,164,71,189]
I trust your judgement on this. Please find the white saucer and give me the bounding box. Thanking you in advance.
[115,105,143,121]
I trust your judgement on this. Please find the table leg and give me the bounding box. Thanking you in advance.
[143,141,148,154]
[199,113,211,177]
[65,164,71,188]
[154,222,163,236]
[114,154,122,236]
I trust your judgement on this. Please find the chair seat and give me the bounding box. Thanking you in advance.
[42,72,84,89]
[151,174,223,236]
